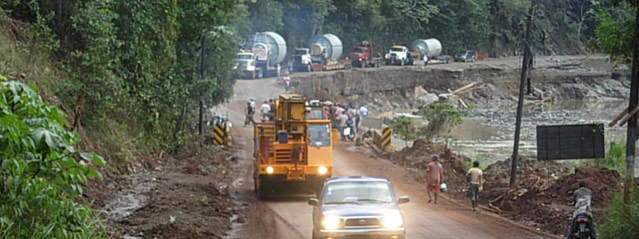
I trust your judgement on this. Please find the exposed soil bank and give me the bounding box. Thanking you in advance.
[83,145,241,239]
[291,55,629,112]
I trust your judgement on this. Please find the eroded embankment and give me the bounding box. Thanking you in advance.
[291,56,629,112]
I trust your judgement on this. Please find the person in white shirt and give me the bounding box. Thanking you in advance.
[260,101,271,120]
[359,105,368,116]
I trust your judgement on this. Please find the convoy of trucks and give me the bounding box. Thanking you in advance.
[234,31,457,76]
[253,94,336,199]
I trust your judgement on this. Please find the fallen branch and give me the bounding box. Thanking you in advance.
[490,194,505,204]
[488,202,503,213]
[610,107,630,127]
[618,105,639,126]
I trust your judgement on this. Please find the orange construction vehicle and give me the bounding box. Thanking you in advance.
[253,94,337,199]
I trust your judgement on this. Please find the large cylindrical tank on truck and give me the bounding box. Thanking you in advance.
[307,34,351,71]
[410,38,442,57]
[238,31,286,78]
[308,34,343,60]
[247,31,287,65]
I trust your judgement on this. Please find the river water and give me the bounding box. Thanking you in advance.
[440,100,627,163]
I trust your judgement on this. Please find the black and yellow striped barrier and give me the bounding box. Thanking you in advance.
[212,123,226,146]
[380,127,391,151]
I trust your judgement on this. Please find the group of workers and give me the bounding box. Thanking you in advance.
[325,102,368,139]
[244,97,276,126]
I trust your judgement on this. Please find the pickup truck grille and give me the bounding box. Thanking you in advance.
[344,218,380,227]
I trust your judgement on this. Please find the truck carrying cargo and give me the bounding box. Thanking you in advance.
[409,38,448,64]
[349,41,382,68]
[308,34,352,71]
[234,31,287,79]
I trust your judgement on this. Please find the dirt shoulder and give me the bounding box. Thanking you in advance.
[373,138,622,237]
[82,143,241,239]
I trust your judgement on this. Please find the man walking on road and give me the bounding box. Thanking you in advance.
[426,154,443,203]
[467,161,483,211]
[244,102,254,126]
[260,100,271,121]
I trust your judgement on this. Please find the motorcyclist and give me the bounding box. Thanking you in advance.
[567,181,596,239]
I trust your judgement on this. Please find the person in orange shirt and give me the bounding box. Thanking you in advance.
[426,154,443,203]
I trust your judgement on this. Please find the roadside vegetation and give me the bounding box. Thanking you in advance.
[0,76,104,238]
[391,103,463,146]
[599,185,639,239]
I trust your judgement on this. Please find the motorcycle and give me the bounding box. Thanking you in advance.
[573,214,592,239]
[342,125,356,141]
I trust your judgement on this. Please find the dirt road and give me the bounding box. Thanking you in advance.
[221,77,557,239]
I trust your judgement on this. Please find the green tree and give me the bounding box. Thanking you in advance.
[392,116,417,147]
[421,103,463,139]
[589,1,635,64]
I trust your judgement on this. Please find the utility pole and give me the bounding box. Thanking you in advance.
[510,7,534,187]
[623,0,639,204]
[199,34,206,136]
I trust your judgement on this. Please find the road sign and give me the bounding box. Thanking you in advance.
[536,124,605,160]
[380,127,392,151]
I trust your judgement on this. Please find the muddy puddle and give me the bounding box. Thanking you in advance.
[437,100,627,162]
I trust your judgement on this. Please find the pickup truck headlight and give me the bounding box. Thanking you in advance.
[381,211,403,228]
[322,215,340,230]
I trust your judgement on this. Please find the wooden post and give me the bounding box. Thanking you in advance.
[510,7,534,187]
[623,0,639,204]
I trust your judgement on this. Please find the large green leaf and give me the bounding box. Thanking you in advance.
[30,128,62,153]
[80,152,106,166]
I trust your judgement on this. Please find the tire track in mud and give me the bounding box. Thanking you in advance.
[224,122,306,239]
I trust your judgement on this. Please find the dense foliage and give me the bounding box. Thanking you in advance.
[589,0,636,64]
[0,77,104,238]
[242,0,625,57]
[0,0,243,157]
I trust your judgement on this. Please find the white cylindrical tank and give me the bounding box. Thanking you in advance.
[410,38,442,57]
[247,31,287,65]
[307,34,343,60]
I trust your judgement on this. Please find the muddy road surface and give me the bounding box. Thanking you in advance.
[218,78,557,239]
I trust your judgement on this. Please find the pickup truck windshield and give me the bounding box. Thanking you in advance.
[323,181,393,204]
[391,47,404,51]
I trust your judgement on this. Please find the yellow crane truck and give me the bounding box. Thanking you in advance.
[253,94,336,199]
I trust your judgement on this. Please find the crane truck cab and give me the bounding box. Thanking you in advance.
[253,94,338,199]
[385,46,409,66]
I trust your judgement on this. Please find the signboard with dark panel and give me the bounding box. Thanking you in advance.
[536,124,605,160]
